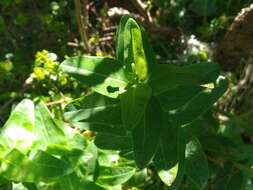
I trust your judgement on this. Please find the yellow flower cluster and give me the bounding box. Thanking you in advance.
[32,50,68,86]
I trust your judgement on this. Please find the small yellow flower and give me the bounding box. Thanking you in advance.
[33,67,46,80]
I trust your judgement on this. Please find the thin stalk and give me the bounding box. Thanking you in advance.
[74,0,90,52]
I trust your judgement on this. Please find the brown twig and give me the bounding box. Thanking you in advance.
[74,0,91,52]
[99,36,114,43]
[130,0,152,22]
[67,42,80,47]
[46,98,69,106]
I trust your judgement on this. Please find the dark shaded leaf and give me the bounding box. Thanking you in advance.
[150,63,220,95]
[120,84,152,130]
[95,133,132,151]
[185,138,209,190]
[132,97,162,168]
[159,77,228,125]
[64,93,125,135]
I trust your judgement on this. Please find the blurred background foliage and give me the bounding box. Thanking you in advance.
[0,0,253,123]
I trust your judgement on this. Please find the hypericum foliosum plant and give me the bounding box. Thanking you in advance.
[0,16,231,190]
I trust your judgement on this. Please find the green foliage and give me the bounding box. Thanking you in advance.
[1,15,253,190]
[60,16,228,189]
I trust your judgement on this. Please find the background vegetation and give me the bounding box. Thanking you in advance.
[1,0,253,189]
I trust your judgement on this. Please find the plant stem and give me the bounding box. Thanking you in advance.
[74,0,90,53]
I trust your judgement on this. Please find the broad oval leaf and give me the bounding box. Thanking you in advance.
[35,102,67,150]
[154,124,186,188]
[132,97,163,168]
[150,63,220,95]
[129,18,148,80]
[157,164,179,187]
[154,122,179,171]
[0,99,35,152]
[116,16,154,81]
[96,166,135,186]
[60,56,128,98]
[0,149,70,183]
[120,83,152,130]
[64,93,126,135]
[185,138,209,190]
[31,150,71,181]
[95,133,133,151]
[166,128,187,190]
[158,76,228,126]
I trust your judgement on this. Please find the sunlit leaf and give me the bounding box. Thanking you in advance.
[61,56,128,98]
[0,99,36,152]
[97,166,135,186]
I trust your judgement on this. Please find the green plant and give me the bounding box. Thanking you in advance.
[1,15,247,190]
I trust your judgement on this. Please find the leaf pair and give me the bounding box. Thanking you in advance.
[61,15,228,189]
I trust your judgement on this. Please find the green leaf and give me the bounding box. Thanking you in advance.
[154,122,178,171]
[38,174,106,190]
[132,97,162,168]
[159,77,228,125]
[185,138,209,190]
[120,84,152,130]
[97,166,135,186]
[116,15,131,69]
[129,18,148,81]
[125,168,148,187]
[154,124,186,188]
[35,102,67,149]
[0,149,71,183]
[0,99,35,152]
[116,16,152,81]
[0,100,80,156]
[149,63,220,95]
[31,150,71,181]
[12,183,30,190]
[0,149,36,182]
[22,183,38,190]
[64,93,126,135]
[95,133,132,151]
[55,173,81,190]
[35,101,87,156]
[81,180,105,190]
[60,56,128,98]
[141,26,157,67]
[157,85,204,111]
[75,142,98,181]
[166,130,186,190]
[157,164,179,187]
